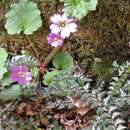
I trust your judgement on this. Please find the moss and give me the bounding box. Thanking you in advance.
[67,0,130,68]
[83,0,130,60]
[90,60,112,79]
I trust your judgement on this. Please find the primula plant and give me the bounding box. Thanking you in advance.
[0,47,38,101]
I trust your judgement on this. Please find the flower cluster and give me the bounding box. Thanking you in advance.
[47,13,77,47]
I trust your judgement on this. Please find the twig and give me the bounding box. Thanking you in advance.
[26,35,39,58]
[7,52,17,56]
[0,99,16,116]
[44,47,61,66]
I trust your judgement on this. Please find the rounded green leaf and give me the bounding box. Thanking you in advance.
[43,70,60,86]
[0,67,7,80]
[1,72,13,86]
[0,85,21,101]
[0,47,8,66]
[63,0,98,19]
[5,0,42,35]
[53,52,74,70]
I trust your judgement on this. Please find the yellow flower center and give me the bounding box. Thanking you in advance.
[60,21,66,27]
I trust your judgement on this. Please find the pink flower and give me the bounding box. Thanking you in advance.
[50,13,77,38]
[10,65,32,85]
[47,33,63,47]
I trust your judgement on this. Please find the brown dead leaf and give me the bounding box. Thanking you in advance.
[16,102,27,114]
[26,104,38,116]
[33,97,42,110]
[67,96,87,108]
[75,107,91,116]
[41,118,49,126]
[127,121,130,130]
[67,96,91,116]
[67,96,91,112]
[16,97,42,117]
[60,118,76,130]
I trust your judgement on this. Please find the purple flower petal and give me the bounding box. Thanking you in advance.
[61,28,71,38]
[50,24,60,34]
[25,72,32,81]
[68,23,77,32]
[61,13,67,21]
[19,65,29,72]
[50,14,62,24]
[10,72,19,82]
[17,77,28,85]
[10,65,20,72]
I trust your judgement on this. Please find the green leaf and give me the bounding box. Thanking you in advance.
[52,121,63,130]
[0,47,8,66]
[63,0,98,19]
[5,0,42,35]
[21,50,31,56]
[0,67,7,80]
[53,52,74,70]
[0,85,21,101]
[0,47,8,80]
[31,66,39,77]
[1,72,13,86]
[43,70,60,85]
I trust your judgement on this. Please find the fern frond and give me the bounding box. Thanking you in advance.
[82,81,127,130]
[110,61,130,96]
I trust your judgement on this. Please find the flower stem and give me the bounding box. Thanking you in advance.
[26,35,38,58]
[44,47,60,66]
